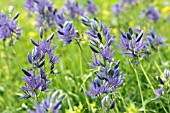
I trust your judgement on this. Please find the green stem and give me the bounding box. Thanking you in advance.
[154,60,163,74]
[75,39,88,64]
[115,102,119,113]
[3,41,10,74]
[10,34,22,69]
[139,61,155,93]
[78,46,91,112]
[129,60,146,113]
[160,101,168,113]
[11,45,22,69]
[140,61,168,113]
[154,61,168,113]
[118,91,128,108]
[67,96,73,111]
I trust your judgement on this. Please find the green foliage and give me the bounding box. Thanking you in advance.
[0,0,170,113]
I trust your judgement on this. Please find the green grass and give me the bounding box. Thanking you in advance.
[0,0,170,113]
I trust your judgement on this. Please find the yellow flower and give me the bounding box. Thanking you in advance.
[158,84,163,87]
[156,76,158,80]
[168,46,170,50]
[152,66,155,71]
[160,74,164,80]
[161,6,170,14]
[28,31,37,37]
[128,21,134,28]
[112,28,118,34]
[65,109,75,113]
[72,102,83,112]
[102,10,111,20]
[78,102,83,110]
[73,106,78,111]
[126,103,138,113]
[88,102,96,108]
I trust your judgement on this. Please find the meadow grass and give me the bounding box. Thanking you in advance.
[0,0,170,113]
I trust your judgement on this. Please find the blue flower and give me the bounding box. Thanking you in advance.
[86,1,98,15]
[116,28,148,59]
[147,27,167,51]
[0,10,22,41]
[29,90,65,113]
[57,21,78,45]
[24,0,58,29]
[155,69,170,98]
[82,16,125,110]
[64,1,84,19]
[155,86,164,98]
[21,69,41,97]
[121,0,138,5]
[146,6,160,22]
[21,28,59,100]
[111,3,124,16]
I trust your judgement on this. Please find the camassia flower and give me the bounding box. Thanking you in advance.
[29,29,59,73]
[116,27,149,62]
[57,21,79,45]
[0,7,22,41]
[54,10,67,28]
[28,90,65,113]
[20,28,59,100]
[121,0,139,6]
[82,16,125,109]
[155,69,170,98]
[146,6,160,22]
[111,3,124,16]
[64,0,84,19]
[24,0,59,29]
[86,1,98,15]
[147,27,167,51]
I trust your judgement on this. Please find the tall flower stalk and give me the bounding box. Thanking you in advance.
[82,16,125,111]
[0,6,23,73]
[20,28,59,101]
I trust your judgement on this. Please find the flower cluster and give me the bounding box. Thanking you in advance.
[29,90,65,113]
[147,27,166,51]
[82,16,125,110]
[64,0,84,19]
[146,6,160,22]
[121,0,139,5]
[155,69,170,98]
[21,28,59,99]
[54,11,67,28]
[86,1,98,15]
[0,6,22,41]
[57,21,79,45]
[111,0,138,16]
[111,3,124,16]
[24,0,65,30]
[116,28,148,62]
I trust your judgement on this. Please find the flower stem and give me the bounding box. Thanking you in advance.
[11,45,22,69]
[154,61,168,113]
[78,45,91,111]
[75,39,88,64]
[154,60,163,74]
[160,100,168,113]
[115,102,119,113]
[139,61,155,92]
[67,96,73,111]
[118,91,128,108]
[129,60,146,113]
[3,41,10,74]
